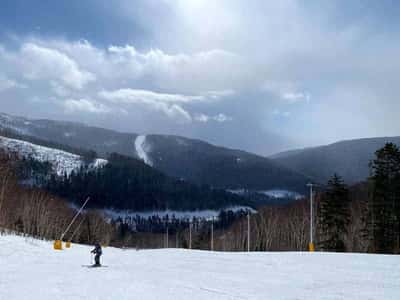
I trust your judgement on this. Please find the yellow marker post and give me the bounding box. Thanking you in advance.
[65,241,71,248]
[309,243,315,252]
[53,240,63,250]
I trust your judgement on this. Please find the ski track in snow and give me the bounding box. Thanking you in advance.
[1,234,399,300]
[135,135,152,166]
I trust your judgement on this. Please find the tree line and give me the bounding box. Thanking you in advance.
[45,153,249,211]
[212,143,400,254]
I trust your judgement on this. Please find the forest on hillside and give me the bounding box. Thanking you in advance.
[215,143,400,254]
[17,153,249,211]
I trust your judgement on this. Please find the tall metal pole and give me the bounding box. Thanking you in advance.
[60,197,90,241]
[307,183,315,252]
[211,217,214,251]
[247,211,250,252]
[189,221,192,250]
[166,226,169,248]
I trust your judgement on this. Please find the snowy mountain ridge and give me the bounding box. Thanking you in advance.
[0,135,107,176]
[0,111,311,193]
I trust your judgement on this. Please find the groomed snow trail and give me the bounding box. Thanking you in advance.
[134,135,152,166]
[1,235,399,300]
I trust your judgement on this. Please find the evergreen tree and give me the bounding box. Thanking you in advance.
[318,174,350,251]
[368,143,400,253]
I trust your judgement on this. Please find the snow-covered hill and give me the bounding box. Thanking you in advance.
[0,136,107,175]
[1,234,398,300]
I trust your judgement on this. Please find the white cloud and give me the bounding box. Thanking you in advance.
[163,104,192,123]
[194,113,232,123]
[262,81,311,104]
[99,88,205,104]
[282,92,311,104]
[63,98,110,114]
[19,43,95,90]
[98,88,233,123]
[213,113,232,122]
[30,39,243,92]
[99,88,195,122]
[194,113,210,122]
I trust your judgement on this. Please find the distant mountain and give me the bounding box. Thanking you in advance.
[0,112,310,194]
[0,135,248,211]
[271,137,400,184]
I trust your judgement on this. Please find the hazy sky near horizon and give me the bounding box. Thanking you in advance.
[0,0,399,155]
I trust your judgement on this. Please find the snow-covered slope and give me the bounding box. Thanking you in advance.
[134,134,153,166]
[0,136,107,175]
[1,234,399,300]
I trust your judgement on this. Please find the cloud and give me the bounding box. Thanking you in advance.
[99,88,195,122]
[204,89,236,99]
[272,109,291,118]
[99,88,205,104]
[163,104,192,123]
[98,88,235,123]
[14,38,243,93]
[194,113,232,123]
[213,113,232,122]
[194,114,210,122]
[0,75,26,92]
[98,88,233,123]
[282,92,311,104]
[19,43,95,90]
[63,98,110,114]
[262,81,310,104]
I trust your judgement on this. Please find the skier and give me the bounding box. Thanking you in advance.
[91,243,102,267]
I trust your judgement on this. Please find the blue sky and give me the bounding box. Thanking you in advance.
[0,0,399,155]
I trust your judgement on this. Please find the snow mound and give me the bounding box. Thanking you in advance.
[0,234,399,300]
[135,135,152,166]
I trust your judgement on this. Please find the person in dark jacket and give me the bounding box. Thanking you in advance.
[91,243,102,266]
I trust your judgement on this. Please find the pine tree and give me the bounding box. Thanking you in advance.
[318,174,350,251]
[368,143,400,253]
